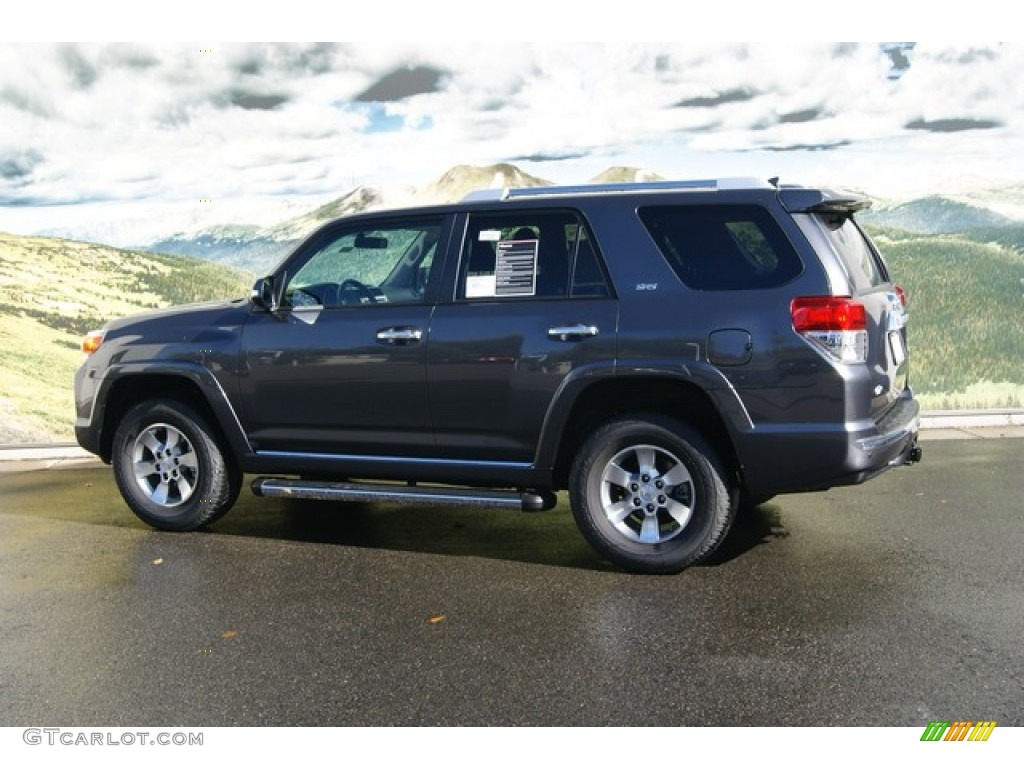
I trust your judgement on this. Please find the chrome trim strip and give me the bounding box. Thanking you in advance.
[254,450,532,470]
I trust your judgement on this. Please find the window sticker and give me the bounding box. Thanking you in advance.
[478,229,501,242]
[466,274,497,298]
[495,238,538,297]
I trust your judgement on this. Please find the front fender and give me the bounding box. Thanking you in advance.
[76,361,251,462]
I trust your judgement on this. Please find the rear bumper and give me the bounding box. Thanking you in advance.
[853,393,920,471]
[738,390,921,495]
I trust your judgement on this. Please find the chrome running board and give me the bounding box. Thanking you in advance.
[250,477,557,512]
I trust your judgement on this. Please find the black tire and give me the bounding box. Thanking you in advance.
[569,414,736,574]
[111,400,241,531]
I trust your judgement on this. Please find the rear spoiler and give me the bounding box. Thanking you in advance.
[778,187,872,214]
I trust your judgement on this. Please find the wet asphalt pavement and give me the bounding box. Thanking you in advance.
[0,438,1021,726]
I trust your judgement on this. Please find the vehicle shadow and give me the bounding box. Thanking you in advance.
[207,480,792,572]
[213,489,615,571]
[0,466,791,573]
[701,500,789,566]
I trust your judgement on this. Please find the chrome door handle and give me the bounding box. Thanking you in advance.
[547,324,599,341]
[376,327,423,344]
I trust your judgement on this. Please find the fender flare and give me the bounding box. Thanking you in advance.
[92,361,252,461]
[533,360,753,468]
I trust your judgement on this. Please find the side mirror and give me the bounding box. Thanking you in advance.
[250,276,277,311]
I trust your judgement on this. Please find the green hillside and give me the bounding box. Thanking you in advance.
[0,232,251,442]
[867,225,1024,409]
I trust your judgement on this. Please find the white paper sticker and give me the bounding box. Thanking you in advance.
[478,229,501,242]
[465,274,497,298]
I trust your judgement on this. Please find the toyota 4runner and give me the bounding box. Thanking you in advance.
[74,177,921,573]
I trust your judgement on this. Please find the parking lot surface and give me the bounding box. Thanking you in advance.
[0,437,1021,726]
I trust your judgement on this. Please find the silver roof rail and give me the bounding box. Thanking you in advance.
[462,188,510,202]
[461,177,775,202]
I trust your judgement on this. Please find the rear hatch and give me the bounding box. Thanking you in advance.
[784,189,911,418]
[821,213,909,414]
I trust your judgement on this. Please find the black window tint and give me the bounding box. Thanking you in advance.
[460,210,610,300]
[639,205,803,290]
[818,214,887,290]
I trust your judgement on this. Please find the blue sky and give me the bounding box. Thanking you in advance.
[2,38,1022,246]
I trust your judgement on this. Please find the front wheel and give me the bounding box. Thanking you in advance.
[112,400,241,531]
[569,415,736,574]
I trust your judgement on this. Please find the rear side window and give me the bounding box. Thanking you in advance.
[639,205,803,290]
[817,214,888,290]
[459,210,611,300]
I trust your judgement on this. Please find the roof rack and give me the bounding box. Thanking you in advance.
[461,177,774,203]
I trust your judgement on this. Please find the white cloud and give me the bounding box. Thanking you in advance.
[1,42,1023,244]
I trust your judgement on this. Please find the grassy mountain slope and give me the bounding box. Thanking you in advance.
[0,232,251,442]
[868,225,1024,408]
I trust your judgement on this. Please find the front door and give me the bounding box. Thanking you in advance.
[239,215,449,456]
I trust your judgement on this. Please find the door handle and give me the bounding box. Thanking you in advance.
[376,327,423,344]
[547,324,599,341]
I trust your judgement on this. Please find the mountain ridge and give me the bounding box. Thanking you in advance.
[144,163,1024,272]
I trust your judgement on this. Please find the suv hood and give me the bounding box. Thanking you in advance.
[103,297,250,332]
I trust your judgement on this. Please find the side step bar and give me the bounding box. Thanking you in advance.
[251,477,558,512]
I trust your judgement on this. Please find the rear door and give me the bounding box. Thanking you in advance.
[426,208,618,462]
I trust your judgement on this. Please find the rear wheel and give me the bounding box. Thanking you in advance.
[569,415,736,574]
[112,400,241,530]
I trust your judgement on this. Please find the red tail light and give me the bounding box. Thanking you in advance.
[791,297,868,364]
[894,285,908,308]
[791,297,867,332]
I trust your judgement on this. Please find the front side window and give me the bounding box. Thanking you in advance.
[284,219,442,308]
[639,204,803,290]
[458,210,611,300]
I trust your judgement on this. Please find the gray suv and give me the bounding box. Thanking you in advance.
[74,177,921,573]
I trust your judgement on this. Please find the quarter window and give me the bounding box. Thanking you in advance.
[817,214,888,290]
[639,205,803,290]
